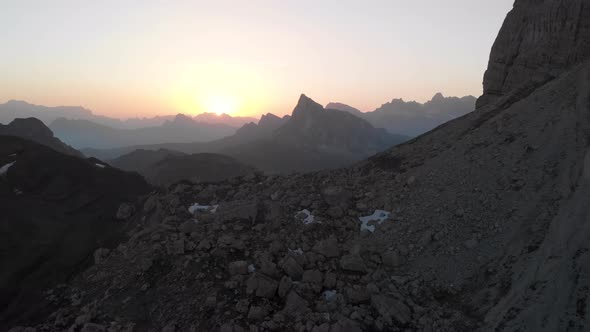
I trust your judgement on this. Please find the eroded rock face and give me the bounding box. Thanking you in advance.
[477,0,590,108]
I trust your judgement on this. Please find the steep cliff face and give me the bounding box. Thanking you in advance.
[477,0,590,108]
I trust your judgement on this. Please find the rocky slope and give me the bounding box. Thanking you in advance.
[11,1,590,331]
[0,118,83,157]
[0,136,151,330]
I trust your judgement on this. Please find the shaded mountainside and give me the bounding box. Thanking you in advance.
[14,1,590,331]
[50,115,237,149]
[110,149,256,186]
[328,93,476,137]
[0,118,82,157]
[85,95,407,173]
[0,136,151,329]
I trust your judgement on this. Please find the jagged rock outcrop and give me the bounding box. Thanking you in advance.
[477,0,590,108]
[275,94,405,154]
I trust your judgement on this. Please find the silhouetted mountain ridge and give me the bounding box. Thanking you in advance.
[327,93,476,136]
[110,149,255,186]
[0,118,82,157]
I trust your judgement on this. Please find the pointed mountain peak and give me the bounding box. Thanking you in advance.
[260,113,280,122]
[173,113,193,122]
[292,94,324,118]
[431,92,445,101]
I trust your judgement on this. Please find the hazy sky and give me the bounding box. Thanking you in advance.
[0,0,514,118]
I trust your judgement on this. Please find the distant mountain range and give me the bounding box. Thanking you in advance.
[110,149,256,186]
[49,114,237,149]
[0,99,256,130]
[86,94,409,173]
[327,93,476,136]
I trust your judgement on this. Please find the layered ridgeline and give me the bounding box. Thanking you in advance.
[87,95,408,173]
[49,115,237,149]
[0,100,256,130]
[9,1,590,331]
[327,93,477,137]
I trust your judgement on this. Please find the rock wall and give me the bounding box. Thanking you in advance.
[477,0,590,108]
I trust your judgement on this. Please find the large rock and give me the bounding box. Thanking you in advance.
[282,256,304,280]
[340,254,367,273]
[370,294,411,326]
[312,237,340,258]
[477,0,590,108]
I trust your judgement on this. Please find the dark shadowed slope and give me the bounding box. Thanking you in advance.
[110,149,256,186]
[0,118,83,157]
[0,136,150,329]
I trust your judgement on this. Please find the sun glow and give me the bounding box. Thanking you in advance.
[203,94,238,115]
[170,61,274,117]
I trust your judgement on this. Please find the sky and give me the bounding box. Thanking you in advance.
[0,0,514,118]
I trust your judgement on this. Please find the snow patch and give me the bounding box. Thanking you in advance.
[248,264,256,273]
[359,210,391,233]
[295,209,318,225]
[322,290,337,302]
[8,153,16,157]
[188,203,219,214]
[95,163,106,168]
[0,161,15,176]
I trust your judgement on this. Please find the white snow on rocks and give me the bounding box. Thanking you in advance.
[95,163,106,168]
[0,161,15,176]
[359,210,391,233]
[248,264,256,273]
[188,203,219,214]
[295,209,318,225]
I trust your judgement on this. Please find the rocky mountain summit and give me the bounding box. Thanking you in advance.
[7,1,590,331]
[477,0,590,108]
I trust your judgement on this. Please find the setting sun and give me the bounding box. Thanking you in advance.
[202,94,238,115]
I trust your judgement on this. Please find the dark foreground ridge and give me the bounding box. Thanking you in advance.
[0,136,150,329]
